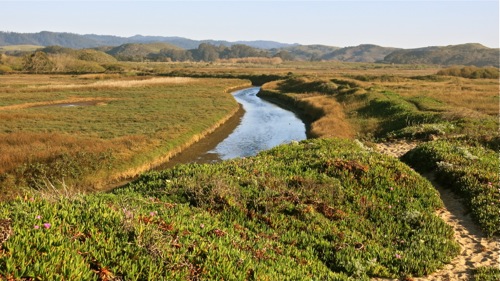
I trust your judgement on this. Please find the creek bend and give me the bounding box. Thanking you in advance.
[160,87,307,168]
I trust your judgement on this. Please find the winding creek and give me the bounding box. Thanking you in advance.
[161,87,307,168]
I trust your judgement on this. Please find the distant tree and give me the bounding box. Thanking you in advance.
[193,43,220,62]
[157,48,193,62]
[22,51,54,73]
[273,50,294,61]
[223,44,265,59]
[310,53,321,62]
[437,66,499,79]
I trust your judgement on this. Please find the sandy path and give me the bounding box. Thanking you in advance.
[373,142,500,280]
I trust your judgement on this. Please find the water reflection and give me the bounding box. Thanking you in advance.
[209,87,306,160]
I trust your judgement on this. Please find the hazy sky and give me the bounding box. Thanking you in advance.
[1,1,498,48]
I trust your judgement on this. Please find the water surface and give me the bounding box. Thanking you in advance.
[162,87,306,167]
[209,87,306,160]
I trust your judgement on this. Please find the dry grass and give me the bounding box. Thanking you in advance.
[261,66,498,140]
[261,81,355,139]
[0,75,194,94]
[0,74,249,196]
[360,76,498,116]
[300,95,355,138]
[0,97,118,110]
[0,131,125,173]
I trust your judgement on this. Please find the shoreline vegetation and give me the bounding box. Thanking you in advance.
[102,83,252,191]
[0,60,499,280]
[0,75,251,198]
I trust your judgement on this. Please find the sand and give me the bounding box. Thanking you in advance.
[372,141,500,280]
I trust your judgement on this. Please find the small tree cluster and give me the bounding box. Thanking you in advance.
[437,66,499,79]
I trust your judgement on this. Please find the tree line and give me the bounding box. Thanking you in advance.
[146,43,291,62]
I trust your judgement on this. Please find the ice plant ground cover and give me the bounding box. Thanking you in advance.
[0,139,459,280]
[402,140,500,237]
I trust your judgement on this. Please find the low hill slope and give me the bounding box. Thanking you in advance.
[383,43,499,67]
[106,42,182,61]
[274,44,341,61]
[321,44,399,62]
[0,139,459,280]
[41,46,117,63]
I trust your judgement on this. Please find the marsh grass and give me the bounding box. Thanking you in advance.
[0,75,250,197]
[260,71,498,141]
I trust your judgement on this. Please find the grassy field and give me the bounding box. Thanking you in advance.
[0,45,43,52]
[0,74,250,198]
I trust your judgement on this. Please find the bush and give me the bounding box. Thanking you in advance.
[402,140,500,237]
[437,66,499,79]
[471,266,500,281]
[0,65,13,74]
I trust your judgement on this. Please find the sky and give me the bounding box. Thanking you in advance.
[1,0,498,48]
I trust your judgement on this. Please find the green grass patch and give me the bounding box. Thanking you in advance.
[471,266,500,281]
[0,139,459,279]
[401,140,500,237]
[356,91,441,137]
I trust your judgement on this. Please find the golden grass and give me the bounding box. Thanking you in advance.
[0,97,118,110]
[299,95,355,139]
[261,81,355,139]
[372,77,499,116]
[0,74,250,195]
[261,67,498,140]
[0,132,117,174]
[0,75,194,94]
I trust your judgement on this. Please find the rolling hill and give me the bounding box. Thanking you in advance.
[0,31,296,50]
[1,31,498,66]
[321,44,400,63]
[382,43,499,67]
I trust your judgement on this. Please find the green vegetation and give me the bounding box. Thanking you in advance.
[437,66,499,79]
[472,266,500,281]
[258,71,499,240]
[2,33,499,69]
[382,43,499,67]
[401,140,500,237]
[0,76,250,197]
[0,139,459,280]
[0,59,497,279]
[259,73,498,141]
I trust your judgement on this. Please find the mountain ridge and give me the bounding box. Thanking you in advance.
[0,31,297,50]
[1,31,498,67]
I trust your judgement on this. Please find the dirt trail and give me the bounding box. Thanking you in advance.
[373,141,500,281]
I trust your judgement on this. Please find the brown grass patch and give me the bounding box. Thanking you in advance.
[302,95,355,139]
[0,97,118,110]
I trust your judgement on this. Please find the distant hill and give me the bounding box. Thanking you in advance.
[273,45,341,61]
[1,31,498,66]
[382,43,499,67]
[106,42,182,61]
[41,46,117,63]
[0,31,296,50]
[321,44,400,63]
